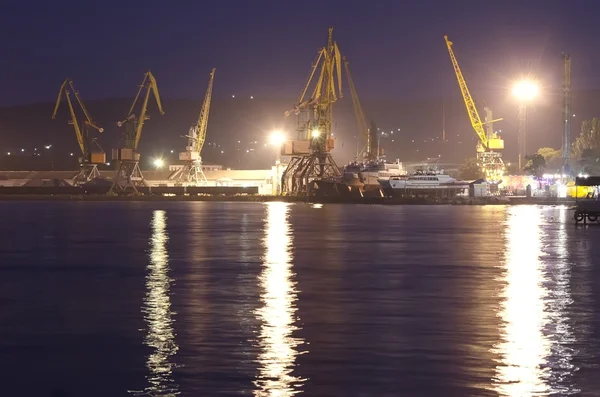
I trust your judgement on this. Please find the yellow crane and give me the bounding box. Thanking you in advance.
[281,27,343,195]
[344,56,376,160]
[52,78,105,183]
[444,35,505,182]
[174,68,216,185]
[110,71,165,194]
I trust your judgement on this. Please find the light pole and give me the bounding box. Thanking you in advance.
[512,79,539,170]
[269,131,286,195]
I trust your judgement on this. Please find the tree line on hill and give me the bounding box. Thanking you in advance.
[459,117,600,180]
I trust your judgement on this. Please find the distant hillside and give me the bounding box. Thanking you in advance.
[0,90,599,170]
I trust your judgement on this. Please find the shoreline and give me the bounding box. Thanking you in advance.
[0,194,576,206]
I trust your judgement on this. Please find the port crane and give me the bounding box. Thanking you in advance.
[52,79,105,184]
[110,71,164,194]
[281,27,344,195]
[344,57,377,161]
[444,35,505,182]
[171,68,215,185]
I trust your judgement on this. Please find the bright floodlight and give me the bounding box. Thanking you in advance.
[512,80,539,102]
[153,158,164,168]
[311,129,320,138]
[270,131,285,146]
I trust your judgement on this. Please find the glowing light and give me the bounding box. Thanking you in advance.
[512,80,539,102]
[254,202,305,395]
[311,129,320,138]
[134,210,179,396]
[270,131,286,146]
[153,158,164,168]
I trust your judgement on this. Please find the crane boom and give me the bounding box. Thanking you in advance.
[193,68,215,154]
[444,36,488,148]
[119,71,164,150]
[52,78,103,156]
[343,57,371,159]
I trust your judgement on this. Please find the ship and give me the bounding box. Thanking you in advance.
[378,168,469,198]
[338,159,407,197]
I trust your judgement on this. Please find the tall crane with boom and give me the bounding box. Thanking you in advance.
[444,35,505,182]
[172,68,215,185]
[110,71,164,194]
[281,27,343,195]
[52,79,105,184]
[344,57,376,160]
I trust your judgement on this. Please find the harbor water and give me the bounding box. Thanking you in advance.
[1,202,599,396]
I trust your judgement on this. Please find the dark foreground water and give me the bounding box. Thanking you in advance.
[1,202,600,396]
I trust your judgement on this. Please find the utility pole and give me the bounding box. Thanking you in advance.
[562,53,572,174]
[518,104,527,170]
[442,99,446,141]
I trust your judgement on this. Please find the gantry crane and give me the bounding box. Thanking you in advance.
[109,71,164,194]
[171,68,215,185]
[281,27,343,195]
[444,35,505,182]
[344,57,377,161]
[52,79,105,184]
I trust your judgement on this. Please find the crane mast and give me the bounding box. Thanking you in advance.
[110,71,165,194]
[444,35,505,183]
[52,78,105,183]
[173,68,216,185]
[280,27,344,196]
[562,53,572,174]
[344,57,374,160]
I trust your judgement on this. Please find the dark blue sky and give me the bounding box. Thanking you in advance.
[2,0,599,106]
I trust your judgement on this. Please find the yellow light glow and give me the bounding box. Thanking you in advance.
[311,129,320,138]
[137,210,179,395]
[270,131,286,146]
[153,158,164,168]
[254,202,305,395]
[512,80,539,102]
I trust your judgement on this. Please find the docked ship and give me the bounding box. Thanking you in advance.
[378,169,468,198]
[339,159,407,196]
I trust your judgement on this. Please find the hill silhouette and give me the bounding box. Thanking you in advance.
[0,90,598,170]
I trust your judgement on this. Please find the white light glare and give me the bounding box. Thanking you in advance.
[512,80,539,102]
[270,131,286,146]
[311,129,321,138]
[153,158,164,168]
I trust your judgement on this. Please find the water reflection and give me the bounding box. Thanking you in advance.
[493,206,550,396]
[492,206,578,396]
[254,202,305,396]
[133,210,179,396]
[545,207,577,394]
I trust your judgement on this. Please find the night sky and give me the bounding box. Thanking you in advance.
[2,0,599,106]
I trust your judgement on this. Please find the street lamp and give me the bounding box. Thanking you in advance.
[270,130,286,195]
[153,158,164,169]
[512,79,539,170]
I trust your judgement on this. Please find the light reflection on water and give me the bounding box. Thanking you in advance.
[492,206,577,396]
[132,210,179,396]
[254,202,305,396]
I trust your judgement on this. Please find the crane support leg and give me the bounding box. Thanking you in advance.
[281,153,341,196]
[109,160,147,194]
[73,163,101,185]
[171,160,207,186]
